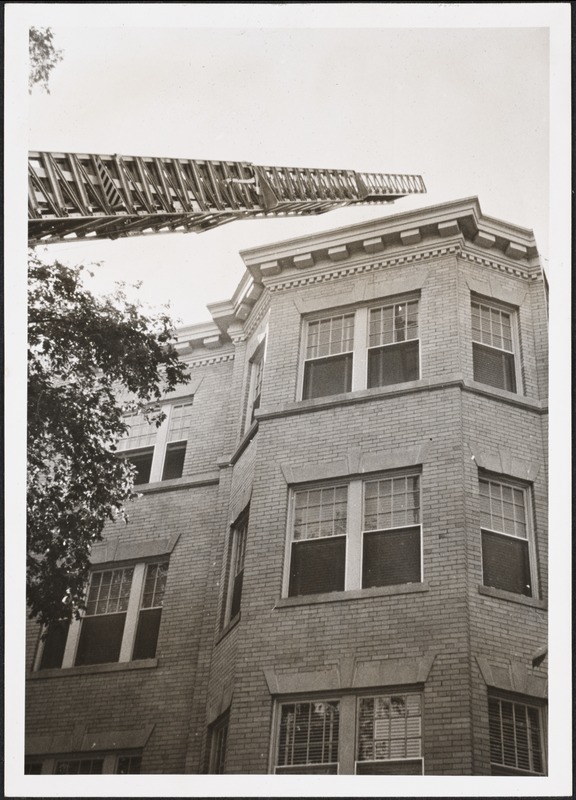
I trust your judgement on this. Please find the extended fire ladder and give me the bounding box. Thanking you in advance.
[28,150,426,245]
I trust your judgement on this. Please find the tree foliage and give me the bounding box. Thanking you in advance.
[27,252,189,626]
[29,27,63,93]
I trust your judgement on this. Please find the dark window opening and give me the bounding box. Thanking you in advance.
[132,607,162,660]
[116,755,142,774]
[362,527,421,588]
[277,701,340,773]
[289,536,346,596]
[25,761,43,774]
[55,759,104,774]
[75,613,126,666]
[208,713,229,774]
[488,697,544,774]
[482,530,532,596]
[473,343,517,392]
[303,353,353,400]
[39,620,70,670]
[367,340,419,388]
[356,760,423,775]
[162,441,186,480]
[124,448,154,485]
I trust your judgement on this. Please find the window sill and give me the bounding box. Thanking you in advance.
[215,612,241,645]
[477,585,547,609]
[275,582,429,608]
[29,658,158,679]
[135,470,219,494]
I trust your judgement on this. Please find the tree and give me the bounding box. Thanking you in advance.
[27,252,190,626]
[29,26,63,93]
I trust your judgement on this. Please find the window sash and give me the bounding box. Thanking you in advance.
[276,700,340,770]
[209,714,230,774]
[488,697,544,774]
[357,694,422,764]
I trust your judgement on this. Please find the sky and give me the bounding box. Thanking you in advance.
[5,4,572,798]
[18,5,556,328]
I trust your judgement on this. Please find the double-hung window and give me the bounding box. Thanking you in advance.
[117,400,194,484]
[274,692,423,774]
[37,561,169,669]
[471,299,518,393]
[223,509,249,625]
[479,477,536,597]
[301,298,420,400]
[27,753,143,774]
[244,341,266,430]
[208,712,230,774]
[488,696,545,775]
[286,473,422,597]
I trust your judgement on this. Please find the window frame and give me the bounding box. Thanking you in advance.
[34,559,169,670]
[244,339,266,432]
[478,473,538,598]
[25,752,143,775]
[282,470,423,599]
[117,397,194,485]
[488,694,546,775]
[298,296,421,402]
[208,711,230,774]
[271,689,424,775]
[471,295,522,394]
[222,508,250,628]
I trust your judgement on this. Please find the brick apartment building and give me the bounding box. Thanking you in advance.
[26,196,548,776]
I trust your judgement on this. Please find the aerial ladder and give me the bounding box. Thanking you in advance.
[28,150,426,245]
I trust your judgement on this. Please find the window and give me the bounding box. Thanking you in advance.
[116,755,142,774]
[37,561,169,669]
[286,473,422,597]
[55,758,104,774]
[301,298,420,400]
[471,299,518,393]
[117,400,193,484]
[488,697,545,775]
[26,753,143,775]
[480,477,535,597]
[356,694,423,774]
[245,341,266,430]
[274,691,424,774]
[223,509,249,625]
[276,701,340,774]
[208,712,229,774]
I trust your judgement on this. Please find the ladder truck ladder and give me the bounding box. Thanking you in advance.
[28,150,426,245]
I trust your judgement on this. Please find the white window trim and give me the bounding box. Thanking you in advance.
[270,691,424,775]
[118,397,194,484]
[471,295,522,394]
[282,471,423,598]
[298,295,421,401]
[478,475,538,598]
[59,561,162,669]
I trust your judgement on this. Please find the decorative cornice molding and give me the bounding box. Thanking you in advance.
[267,245,462,293]
[186,352,235,368]
[459,249,533,280]
[242,288,271,340]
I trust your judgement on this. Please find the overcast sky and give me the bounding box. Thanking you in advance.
[18,5,556,327]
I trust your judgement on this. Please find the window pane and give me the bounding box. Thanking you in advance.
[278,701,340,769]
[75,613,126,665]
[364,476,420,530]
[473,343,516,392]
[124,449,154,485]
[289,537,346,596]
[303,353,353,399]
[132,607,162,660]
[117,412,156,451]
[116,756,142,774]
[162,442,186,480]
[362,528,421,588]
[55,759,103,774]
[488,697,544,774]
[209,715,229,774]
[367,341,419,388]
[293,486,348,541]
[167,402,193,442]
[482,530,532,596]
[357,694,422,768]
[479,480,527,539]
[39,621,69,670]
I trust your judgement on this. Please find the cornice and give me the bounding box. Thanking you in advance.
[267,244,462,293]
[186,352,235,368]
